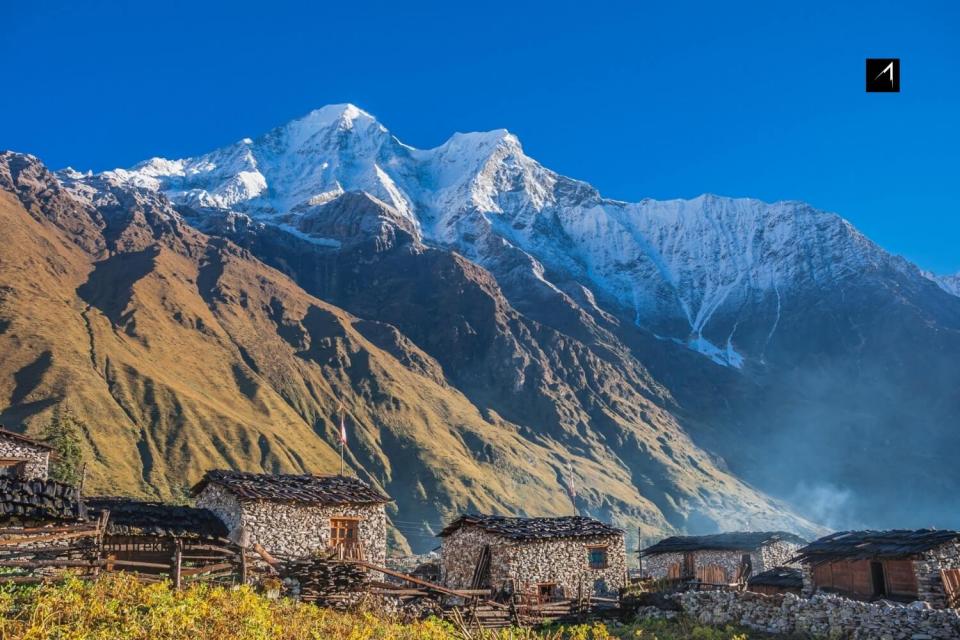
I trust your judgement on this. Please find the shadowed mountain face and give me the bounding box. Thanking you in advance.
[0,152,820,553]
[1,104,958,547]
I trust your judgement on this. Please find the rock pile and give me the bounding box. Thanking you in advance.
[672,590,960,640]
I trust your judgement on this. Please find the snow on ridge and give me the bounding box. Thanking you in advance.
[921,270,960,298]
[72,104,905,367]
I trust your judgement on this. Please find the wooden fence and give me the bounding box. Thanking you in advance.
[0,511,108,584]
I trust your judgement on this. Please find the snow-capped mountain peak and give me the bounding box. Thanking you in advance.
[72,104,927,367]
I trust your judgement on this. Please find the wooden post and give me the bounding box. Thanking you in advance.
[240,547,248,585]
[173,539,183,590]
[93,509,109,578]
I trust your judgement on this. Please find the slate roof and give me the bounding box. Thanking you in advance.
[0,477,86,522]
[640,531,807,556]
[748,566,803,590]
[0,427,53,451]
[792,529,960,562]
[86,497,229,540]
[439,514,623,540]
[190,470,391,505]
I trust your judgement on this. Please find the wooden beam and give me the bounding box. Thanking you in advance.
[108,559,172,570]
[0,530,99,546]
[349,560,488,599]
[173,539,183,590]
[0,559,104,568]
[252,543,281,571]
[180,563,233,577]
[0,524,99,535]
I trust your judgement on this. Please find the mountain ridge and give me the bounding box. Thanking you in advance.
[0,150,823,554]
[2,103,958,544]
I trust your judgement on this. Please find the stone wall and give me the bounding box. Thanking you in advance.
[441,525,508,591]
[917,542,960,608]
[641,551,684,579]
[671,590,960,640]
[0,438,49,480]
[195,484,387,565]
[440,526,627,598]
[642,541,801,581]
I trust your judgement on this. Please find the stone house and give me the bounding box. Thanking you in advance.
[0,427,52,480]
[439,514,627,601]
[640,531,806,585]
[793,529,960,608]
[191,471,390,565]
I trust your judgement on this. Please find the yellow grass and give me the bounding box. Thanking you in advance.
[0,573,767,640]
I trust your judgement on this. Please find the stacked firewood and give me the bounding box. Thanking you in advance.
[0,478,86,521]
[280,556,369,605]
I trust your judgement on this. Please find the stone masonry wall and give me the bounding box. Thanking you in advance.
[672,589,960,640]
[509,534,627,598]
[758,540,802,569]
[440,525,506,591]
[641,551,683,579]
[643,541,801,581]
[917,542,960,608]
[440,526,627,598]
[195,484,387,565]
[0,438,49,480]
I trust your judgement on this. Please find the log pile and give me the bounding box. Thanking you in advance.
[280,555,370,605]
[0,478,87,522]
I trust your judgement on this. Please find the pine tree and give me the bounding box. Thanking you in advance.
[42,408,85,486]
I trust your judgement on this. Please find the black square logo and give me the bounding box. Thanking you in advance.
[866,58,900,92]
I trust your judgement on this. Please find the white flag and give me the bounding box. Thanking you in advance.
[339,412,347,444]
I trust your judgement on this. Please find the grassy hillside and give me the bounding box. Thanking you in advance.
[0,152,820,551]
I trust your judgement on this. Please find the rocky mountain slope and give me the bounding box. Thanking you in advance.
[2,103,958,545]
[0,151,818,553]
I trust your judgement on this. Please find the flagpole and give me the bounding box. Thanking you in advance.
[338,405,346,476]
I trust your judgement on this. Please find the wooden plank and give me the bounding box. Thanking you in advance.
[350,560,487,598]
[180,562,233,577]
[942,568,960,609]
[109,559,172,570]
[0,559,103,568]
[0,575,65,585]
[884,559,918,597]
[0,524,99,535]
[851,560,873,597]
[0,530,98,546]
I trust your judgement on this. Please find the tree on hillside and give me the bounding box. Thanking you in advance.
[42,408,85,486]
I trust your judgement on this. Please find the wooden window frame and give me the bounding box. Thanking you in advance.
[329,517,361,548]
[587,545,609,570]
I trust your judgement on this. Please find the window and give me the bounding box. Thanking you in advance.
[0,460,28,479]
[537,583,558,602]
[588,546,608,569]
[329,518,359,548]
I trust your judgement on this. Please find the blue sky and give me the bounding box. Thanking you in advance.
[3,1,958,272]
